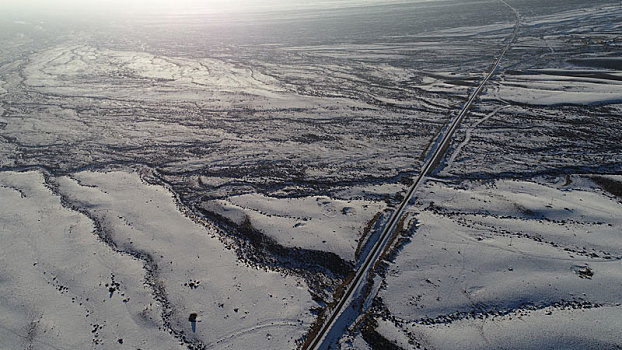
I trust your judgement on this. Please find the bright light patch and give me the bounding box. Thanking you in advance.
[1,0,418,17]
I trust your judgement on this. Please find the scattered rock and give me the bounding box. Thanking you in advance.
[184,280,201,290]
[572,265,594,279]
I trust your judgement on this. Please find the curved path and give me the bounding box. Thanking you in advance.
[303,2,521,349]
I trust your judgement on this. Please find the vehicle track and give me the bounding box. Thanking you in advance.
[444,105,509,171]
[205,319,303,349]
[302,2,520,349]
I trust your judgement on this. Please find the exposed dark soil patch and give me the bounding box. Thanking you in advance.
[360,317,403,350]
[591,176,622,200]
[198,209,353,298]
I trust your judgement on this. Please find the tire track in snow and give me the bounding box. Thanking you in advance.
[444,105,509,171]
[204,319,303,349]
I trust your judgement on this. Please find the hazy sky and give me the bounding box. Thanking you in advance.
[0,0,423,17]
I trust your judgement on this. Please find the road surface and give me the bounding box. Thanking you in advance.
[302,2,520,349]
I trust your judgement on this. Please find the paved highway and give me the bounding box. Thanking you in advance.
[303,2,520,349]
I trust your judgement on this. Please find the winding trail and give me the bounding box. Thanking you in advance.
[302,2,520,349]
[205,319,303,349]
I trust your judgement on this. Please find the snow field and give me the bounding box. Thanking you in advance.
[202,194,386,261]
[0,171,182,349]
[376,176,622,349]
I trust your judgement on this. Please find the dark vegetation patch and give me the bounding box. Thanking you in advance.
[360,316,403,350]
[567,57,622,70]
[355,211,386,261]
[198,209,353,298]
[591,176,622,200]
[413,298,602,326]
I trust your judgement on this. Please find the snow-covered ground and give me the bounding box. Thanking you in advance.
[1,170,316,349]
[202,194,385,261]
[487,69,622,106]
[485,5,622,106]
[1,0,621,349]
[0,171,183,350]
[372,175,622,349]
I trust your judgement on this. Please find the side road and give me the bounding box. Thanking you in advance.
[303,1,521,349]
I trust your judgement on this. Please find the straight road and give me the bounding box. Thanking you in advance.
[303,2,520,349]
